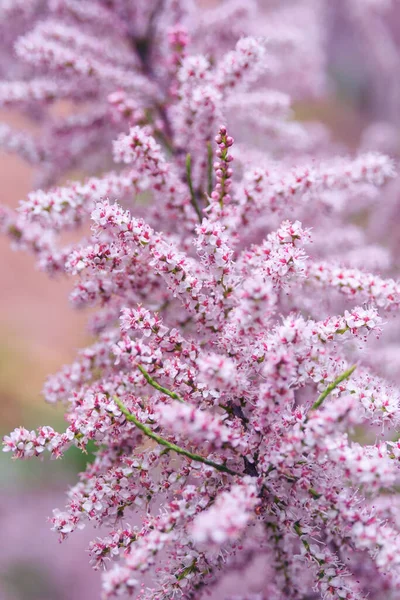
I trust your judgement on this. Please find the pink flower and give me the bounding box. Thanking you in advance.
[2,2,400,599]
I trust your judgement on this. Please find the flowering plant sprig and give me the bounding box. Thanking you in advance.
[3,2,400,599]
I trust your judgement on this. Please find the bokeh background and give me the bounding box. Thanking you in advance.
[0,109,102,597]
[1,2,400,599]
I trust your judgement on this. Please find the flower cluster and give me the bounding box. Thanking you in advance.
[3,2,400,600]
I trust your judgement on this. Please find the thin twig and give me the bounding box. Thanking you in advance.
[186,153,203,222]
[311,365,357,411]
[138,365,185,403]
[114,396,242,477]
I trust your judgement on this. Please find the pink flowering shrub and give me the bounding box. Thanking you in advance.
[3,1,400,599]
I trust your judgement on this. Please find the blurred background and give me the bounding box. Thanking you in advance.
[1,1,400,599]
[0,109,102,598]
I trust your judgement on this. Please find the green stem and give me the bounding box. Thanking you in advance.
[293,521,311,552]
[186,153,202,223]
[311,365,357,411]
[114,396,242,477]
[138,365,185,403]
